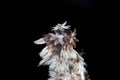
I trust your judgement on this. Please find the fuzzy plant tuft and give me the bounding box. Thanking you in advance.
[34,21,90,80]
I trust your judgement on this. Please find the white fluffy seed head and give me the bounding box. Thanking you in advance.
[34,22,89,80]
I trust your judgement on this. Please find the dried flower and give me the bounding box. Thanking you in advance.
[34,21,90,80]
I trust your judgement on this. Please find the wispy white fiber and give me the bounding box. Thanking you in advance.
[34,38,45,44]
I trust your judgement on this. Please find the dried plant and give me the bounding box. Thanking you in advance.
[34,21,90,80]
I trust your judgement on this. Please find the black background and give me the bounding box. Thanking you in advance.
[31,0,119,80]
